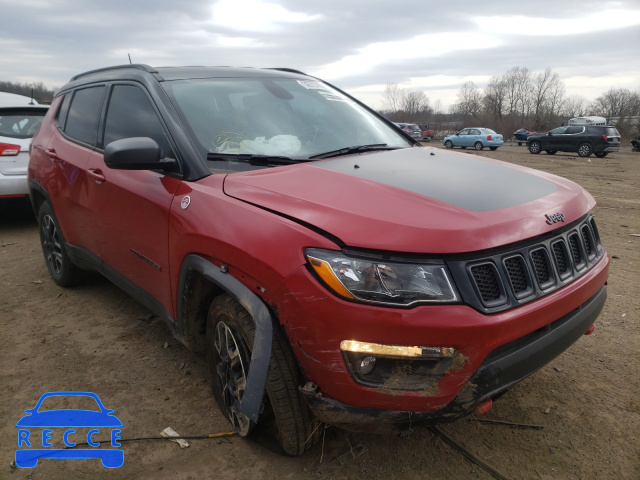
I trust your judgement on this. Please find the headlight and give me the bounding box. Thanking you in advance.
[305,248,458,306]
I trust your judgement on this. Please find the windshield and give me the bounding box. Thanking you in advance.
[162,77,411,171]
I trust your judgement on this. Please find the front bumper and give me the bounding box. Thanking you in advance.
[300,286,606,430]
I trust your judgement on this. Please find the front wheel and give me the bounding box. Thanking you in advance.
[528,141,542,154]
[474,142,484,151]
[38,202,83,287]
[444,140,453,149]
[207,295,315,455]
[594,152,608,158]
[577,143,592,157]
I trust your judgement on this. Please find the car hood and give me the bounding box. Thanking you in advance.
[223,147,595,253]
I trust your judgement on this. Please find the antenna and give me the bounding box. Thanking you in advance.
[29,87,35,105]
[128,53,132,64]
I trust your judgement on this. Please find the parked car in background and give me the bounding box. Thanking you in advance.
[395,123,423,141]
[527,125,621,158]
[422,127,435,141]
[513,128,534,146]
[443,128,503,150]
[0,97,48,198]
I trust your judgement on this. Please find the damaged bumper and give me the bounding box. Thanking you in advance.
[299,286,606,431]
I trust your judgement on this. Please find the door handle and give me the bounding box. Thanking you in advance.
[87,169,106,183]
[45,148,59,161]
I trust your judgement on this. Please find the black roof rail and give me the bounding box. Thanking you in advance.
[70,64,158,81]
[269,67,308,76]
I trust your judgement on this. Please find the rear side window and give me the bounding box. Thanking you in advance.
[65,86,107,146]
[103,85,173,158]
[565,126,584,134]
[54,94,71,129]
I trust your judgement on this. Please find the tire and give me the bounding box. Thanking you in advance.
[38,201,83,287]
[594,152,608,158]
[207,295,315,456]
[490,147,498,151]
[518,141,523,146]
[474,142,483,151]
[577,143,592,157]
[528,140,542,154]
[546,150,557,155]
[444,140,453,149]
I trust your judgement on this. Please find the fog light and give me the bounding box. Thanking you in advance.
[357,356,377,375]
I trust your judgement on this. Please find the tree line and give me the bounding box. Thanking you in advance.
[380,67,640,141]
[0,81,55,104]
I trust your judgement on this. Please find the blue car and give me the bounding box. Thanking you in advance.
[443,128,504,151]
[15,391,123,468]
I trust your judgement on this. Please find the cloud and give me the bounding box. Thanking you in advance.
[211,0,321,32]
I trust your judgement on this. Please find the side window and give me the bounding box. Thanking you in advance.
[470,129,480,135]
[64,86,106,146]
[103,85,173,158]
[565,126,584,134]
[550,127,567,135]
[54,94,71,129]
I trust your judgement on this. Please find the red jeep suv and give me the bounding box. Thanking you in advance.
[28,65,608,455]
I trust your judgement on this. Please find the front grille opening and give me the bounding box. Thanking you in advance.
[503,255,532,299]
[568,232,586,271]
[551,240,572,280]
[530,247,555,289]
[590,218,603,253]
[581,225,596,260]
[469,263,505,306]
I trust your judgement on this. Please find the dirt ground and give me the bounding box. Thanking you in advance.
[1,145,639,480]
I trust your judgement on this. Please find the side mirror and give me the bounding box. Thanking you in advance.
[104,137,178,172]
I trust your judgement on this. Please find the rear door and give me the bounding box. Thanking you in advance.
[84,83,181,313]
[43,87,107,253]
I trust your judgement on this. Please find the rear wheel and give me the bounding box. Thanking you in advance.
[38,202,83,287]
[594,152,608,158]
[444,140,453,149]
[577,143,592,157]
[474,142,483,151]
[546,150,557,155]
[528,140,542,154]
[207,295,315,455]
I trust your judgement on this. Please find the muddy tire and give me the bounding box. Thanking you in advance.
[528,140,542,154]
[206,294,316,455]
[38,201,83,287]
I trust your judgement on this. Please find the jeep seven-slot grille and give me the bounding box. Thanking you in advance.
[469,264,502,302]
[455,215,604,313]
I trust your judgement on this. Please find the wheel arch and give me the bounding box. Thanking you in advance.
[177,254,273,423]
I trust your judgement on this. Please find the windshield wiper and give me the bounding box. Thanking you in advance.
[308,144,399,160]
[206,152,311,166]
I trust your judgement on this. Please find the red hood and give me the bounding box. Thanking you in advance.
[222,147,595,253]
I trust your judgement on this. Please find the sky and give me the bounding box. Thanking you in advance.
[1,0,639,110]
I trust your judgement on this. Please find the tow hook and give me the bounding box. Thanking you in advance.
[473,398,493,415]
[584,325,595,335]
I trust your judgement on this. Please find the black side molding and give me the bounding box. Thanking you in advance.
[177,254,273,423]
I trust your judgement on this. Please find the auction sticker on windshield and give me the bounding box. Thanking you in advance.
[15,391,123,468]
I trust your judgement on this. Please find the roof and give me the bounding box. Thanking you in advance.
[0,92,39,106]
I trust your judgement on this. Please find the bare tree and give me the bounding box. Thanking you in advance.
[402,90,430,117]
[454,81,483,119]
[560,95,589,118]
[381,83,404,113]
[531,68,563,130]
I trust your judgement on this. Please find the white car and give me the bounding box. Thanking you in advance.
[0,94,48,198]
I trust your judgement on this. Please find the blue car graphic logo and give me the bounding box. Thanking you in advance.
[15,391,123,468]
